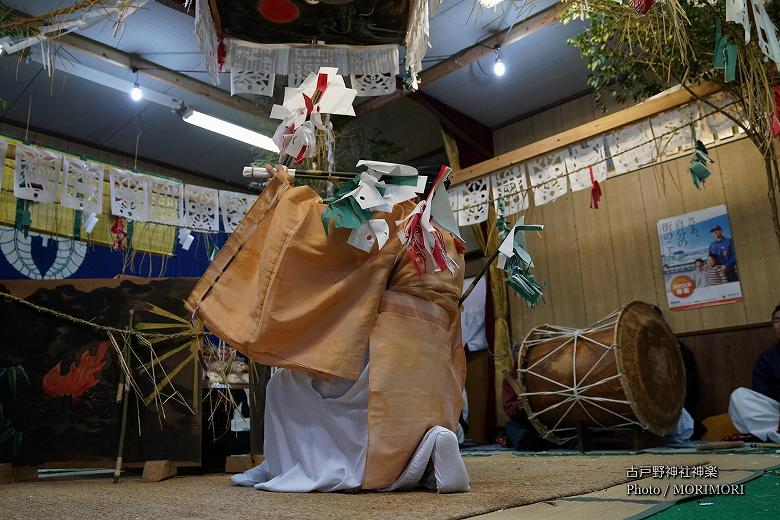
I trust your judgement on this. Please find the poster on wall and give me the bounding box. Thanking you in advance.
[657,205,742,311]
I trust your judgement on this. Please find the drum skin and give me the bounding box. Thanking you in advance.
[517,301,685,444]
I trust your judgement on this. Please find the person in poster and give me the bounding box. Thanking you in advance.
[709,225,738,282]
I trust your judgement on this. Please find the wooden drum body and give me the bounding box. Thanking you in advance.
[517,301,685,444]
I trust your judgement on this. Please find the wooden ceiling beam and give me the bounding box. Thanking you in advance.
[3,6,260,116]
[356,2,566,117]
[56,32,261,115]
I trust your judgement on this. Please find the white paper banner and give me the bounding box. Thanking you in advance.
[527,150,567,187]
[491,164,529,216]
[219,190,258,233]
[14,144,62,203]
[185,184,220,232]
[566,137,606,175]
[109,168,149,221]
[457,177,489,226]
[533,177,568,207]
[650,104,698,156]
[569,163,607,192]
[149,177,185,226]
[607,120,658,176]
[61,158,104,213]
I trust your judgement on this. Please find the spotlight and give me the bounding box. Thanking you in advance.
[130,82,143,101]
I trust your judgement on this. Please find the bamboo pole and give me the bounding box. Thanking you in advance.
[113,309,133,484]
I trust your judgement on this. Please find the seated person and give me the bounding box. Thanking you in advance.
[502,352,555,451]
[728,305,780,443]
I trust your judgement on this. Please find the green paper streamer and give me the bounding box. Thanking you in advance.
[689,140,713,189]
[321,176,373,234]
[14,199,32,238]
[73,210,82,241]
[725,43,737,82]
[714,18,737,82]
[126,220,135,249]
[382,175,419,187]
[504,255,546,308]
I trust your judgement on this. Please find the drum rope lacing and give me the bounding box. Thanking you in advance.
[519,309,644,441]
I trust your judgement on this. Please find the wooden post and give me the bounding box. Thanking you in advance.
[113,309,133,484]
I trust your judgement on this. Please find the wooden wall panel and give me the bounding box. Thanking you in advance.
[681,324,776,421]
[571,186,621,324]
[605,171,659,308]
[543,193,588,326]
[638,159,704,332]
[496,122,780,336]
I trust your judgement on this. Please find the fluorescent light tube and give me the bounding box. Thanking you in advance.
[182,109,279,152]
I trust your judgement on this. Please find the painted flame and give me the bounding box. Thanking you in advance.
[42,342,109,399]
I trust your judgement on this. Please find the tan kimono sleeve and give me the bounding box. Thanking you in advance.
[188,173,409,382]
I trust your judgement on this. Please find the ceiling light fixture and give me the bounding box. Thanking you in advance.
[478,0,504,7]
[178,105,279,152]
[493,46,506,77]
[130,67,142,101]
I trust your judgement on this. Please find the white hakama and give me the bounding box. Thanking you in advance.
[728,387,780,443]
[232,366,469,493]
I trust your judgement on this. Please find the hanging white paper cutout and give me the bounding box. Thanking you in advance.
[61,158,104,213]
[606,120,658,176]
[651,104,698,157]
[13,144,62,203]
[527,150,567,187]
[703,92,746,141]
[194,0,220,86]
[149,177,185,226]
[109,168,150,221]
[229,41,277,96]
[533,177,568,207]
[569,164,607,192]
[185,184,220,232]
[565,138,606,174]
[0,139,8,188]
[752,0,780,70]
[727,0,751,42]
[457,177,489,226]
[491,164,529,216]
[447,187,460,216]
[219,190,258,233]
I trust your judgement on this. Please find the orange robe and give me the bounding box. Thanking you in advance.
[187,171,465,488]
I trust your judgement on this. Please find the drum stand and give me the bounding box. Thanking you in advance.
[574,422,665,452]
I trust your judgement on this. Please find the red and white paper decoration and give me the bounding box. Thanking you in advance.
[566,138,607,192]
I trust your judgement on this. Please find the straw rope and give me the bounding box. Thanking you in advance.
[0,290,209,340]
